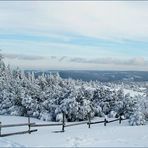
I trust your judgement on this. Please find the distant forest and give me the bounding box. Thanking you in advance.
[25,70,148,82]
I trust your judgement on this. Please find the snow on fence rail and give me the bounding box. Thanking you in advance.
[0,113,128,137]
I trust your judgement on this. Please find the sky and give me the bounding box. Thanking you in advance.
[0,1,148,70]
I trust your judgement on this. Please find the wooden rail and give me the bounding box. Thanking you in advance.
[65,121,88,127]
[0,129,37,137]
[107,118,119,123]
[0,117,37,137]
[88,120,105,125]
[31,123,63,127]
[87,116,127,128]
[0,123,35,128]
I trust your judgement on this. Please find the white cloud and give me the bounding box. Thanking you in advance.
[69,57,146,66]
[1,1,148,70]
[4,53,45,61]
[4,54,148,70]
[128,57,145,65]
[0,1,148,41]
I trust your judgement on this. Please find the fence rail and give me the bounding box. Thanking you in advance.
[0,113,127,137]
[88,120,105,125]
[31,123,63,127]
[0,117,37,137]
[88,116,126,126]
[0,123,35,128]
[0,129,37,137]
[65,121,88,127]
[107,118,120,123]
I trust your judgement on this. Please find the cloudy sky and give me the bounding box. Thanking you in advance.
[1,1,148,70]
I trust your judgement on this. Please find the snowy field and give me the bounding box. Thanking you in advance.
[0,115,148,147]
[121,88,145,97]
[104,85,145,97]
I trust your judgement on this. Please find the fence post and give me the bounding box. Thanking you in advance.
[28,116,31,134]
[0,122,1,136]
[119,116,122,124]
[88,112,91,128]
[62,112,65,132]
[104,118,107,126]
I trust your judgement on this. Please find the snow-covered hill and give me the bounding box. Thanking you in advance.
[0,115,148,147]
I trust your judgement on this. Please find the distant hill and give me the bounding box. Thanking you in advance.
[24,70,148,82]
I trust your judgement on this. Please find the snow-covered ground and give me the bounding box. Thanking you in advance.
[0,115,148,147]
[104,85,145,97]
[123,88,145,97]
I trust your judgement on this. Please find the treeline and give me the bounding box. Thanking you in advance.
[0,54,147,125]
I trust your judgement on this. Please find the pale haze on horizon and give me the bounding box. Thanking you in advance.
[0,1,148,71]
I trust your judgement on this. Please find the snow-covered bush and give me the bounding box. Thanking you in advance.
[93,106,104,117]
[129,111,145,126]
[40,112,52,121]
[56,113,63,122]
[108,111,117,118]
[9,106,23,116]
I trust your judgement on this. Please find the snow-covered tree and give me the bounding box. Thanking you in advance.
[0,52,148,125]
[129,100,145,126]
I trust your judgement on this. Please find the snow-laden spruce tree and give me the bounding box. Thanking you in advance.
[129,97,145,126]
[92,89,104,117]
[59,87,79,121]
[0,53,14,115]
[139,94,148,120]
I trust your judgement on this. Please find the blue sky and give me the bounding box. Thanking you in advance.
[0,1,148,70]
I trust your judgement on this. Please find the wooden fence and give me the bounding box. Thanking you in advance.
[0,117,37,137]
[0,113,127,137]
[63,113,127,131]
